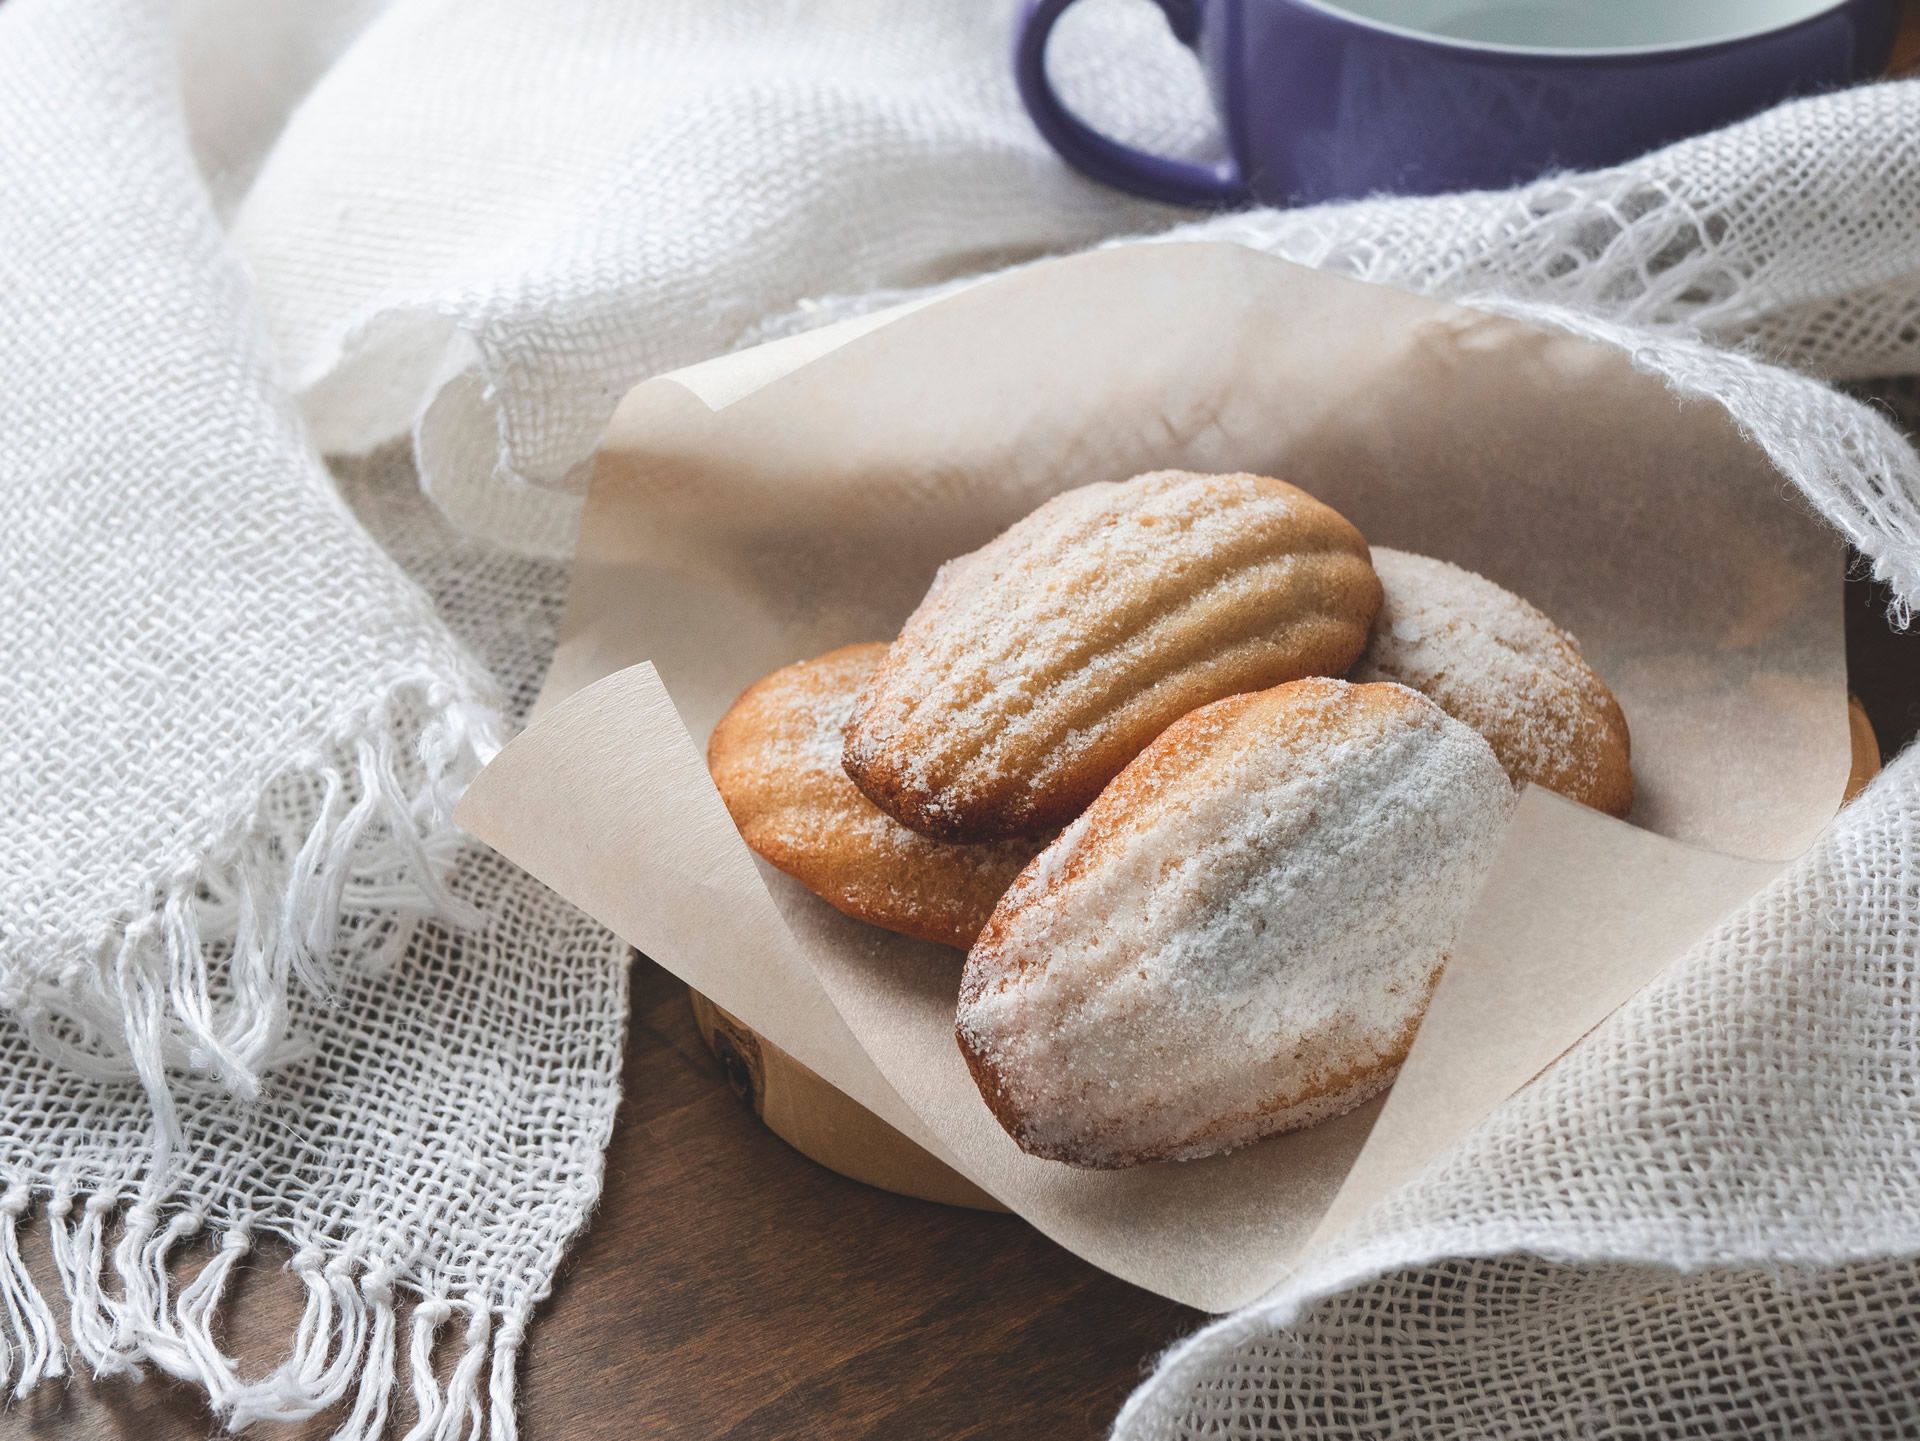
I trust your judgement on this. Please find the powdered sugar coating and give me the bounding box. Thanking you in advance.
[844,471,1381,841]
[1352,548,1632,816]
[708,644,1042,949]
[957,679,1514,1169]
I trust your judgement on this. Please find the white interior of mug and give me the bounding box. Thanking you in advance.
[1307,0,1854,55]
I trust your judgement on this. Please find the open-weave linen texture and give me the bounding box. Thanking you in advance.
[2,0,1918,1435]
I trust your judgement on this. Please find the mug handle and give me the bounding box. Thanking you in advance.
[1013,0,1249,209]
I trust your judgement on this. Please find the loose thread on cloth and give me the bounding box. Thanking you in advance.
[335,1270,401,1441]
[10,674,505,1174]
[486,1312,525,1441]
[0,1186,529,1437]
[0,1185,62,1396]
[163,1225,250,1406]
[435,1303,492,1441]
[46,1191,138,1379]
[223,1244,369,1426]
[401,1298,454,1441]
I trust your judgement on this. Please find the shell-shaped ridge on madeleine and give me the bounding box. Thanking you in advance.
[843,471,1383,843]
[708,643,1043,950]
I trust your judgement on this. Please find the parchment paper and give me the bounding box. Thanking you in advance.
[457,243,1851,1311]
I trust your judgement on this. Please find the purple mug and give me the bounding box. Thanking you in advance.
[1014,0,1901,208]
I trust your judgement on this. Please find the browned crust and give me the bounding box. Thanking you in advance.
[961,982,1432,1170]
[957,679,1455,1167]
[1580,691,1634,818]
[1445,630,1632,819]
[1359,549,1633,818]
[709,644,1039,949]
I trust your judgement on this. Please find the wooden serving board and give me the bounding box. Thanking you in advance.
[687,991,1002,1209]
[694,697,1884,1211]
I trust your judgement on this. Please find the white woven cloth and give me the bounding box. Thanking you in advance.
[1,0,1917,1434]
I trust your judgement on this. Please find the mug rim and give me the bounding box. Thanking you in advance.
[1287,0,1862,60]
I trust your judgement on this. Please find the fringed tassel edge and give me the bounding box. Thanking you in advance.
[10,671,506,1168]
[0,1185,64,1396]
[0,1187,527,1438]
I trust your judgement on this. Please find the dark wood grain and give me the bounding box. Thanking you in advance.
[1849,575,1920,758]
[1896,0,1920,73]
